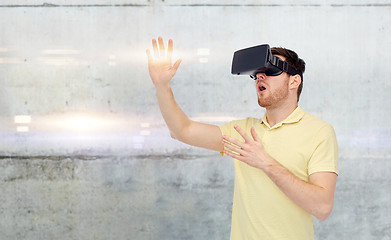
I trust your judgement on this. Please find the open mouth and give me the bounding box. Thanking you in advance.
[259,86,266,92]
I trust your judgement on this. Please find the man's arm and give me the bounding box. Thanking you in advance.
[222,126,337,221]
[146,37,223,152]
[262,161,337,221]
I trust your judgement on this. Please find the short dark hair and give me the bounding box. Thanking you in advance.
[271,47,305,102]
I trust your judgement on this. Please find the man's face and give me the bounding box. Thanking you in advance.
[255,55,290,108]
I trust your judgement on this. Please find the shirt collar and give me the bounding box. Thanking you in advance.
[261,106,305,129]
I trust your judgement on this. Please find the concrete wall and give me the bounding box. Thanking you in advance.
[0,0,390,239]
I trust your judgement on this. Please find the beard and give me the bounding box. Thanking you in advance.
[257,81,289,108]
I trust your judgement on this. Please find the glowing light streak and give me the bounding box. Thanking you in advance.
[16,126,29,132]
[41,49,80,55]
[0,58,23,64]
[197,48,210,55]
[140,130,151,136]
[14,115,32,124]
[56,115,108,132]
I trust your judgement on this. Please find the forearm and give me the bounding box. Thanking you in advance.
[155,84,223,151]
[263,157,335,220]
[155,84,192,139]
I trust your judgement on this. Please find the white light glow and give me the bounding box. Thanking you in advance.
[140,130,151,136]
[14,115,32,124]
[37,57,84,66]
[42,49,80,55]
[108,55,117,66]
[140,123,150,128]
[197,48,210,56]
[16,126,29,132]
[0,58,23,64]
[31,113,131,133]
[57,115,107,132]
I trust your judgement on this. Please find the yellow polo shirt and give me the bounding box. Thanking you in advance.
[220,107,338,240]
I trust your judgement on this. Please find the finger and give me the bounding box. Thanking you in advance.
[173,59,182,71]
[152,38,158,57]
[222,135,244,148]
[158,36,165,56]
[223,140,245,156]
[251,127,261,142]
[224,149,247,162]
[167,39,173,59]
[146,49,152,61]
[234,125,252,143]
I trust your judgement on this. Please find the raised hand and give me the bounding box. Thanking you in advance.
[146,37,182,87]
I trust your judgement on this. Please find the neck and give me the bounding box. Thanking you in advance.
[265,101,298,127]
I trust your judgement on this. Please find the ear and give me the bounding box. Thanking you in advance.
[289,74,302,90]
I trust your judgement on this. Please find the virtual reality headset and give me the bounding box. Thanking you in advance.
[231,44,302,80]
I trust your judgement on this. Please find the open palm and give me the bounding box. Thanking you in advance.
[146,37,182,87]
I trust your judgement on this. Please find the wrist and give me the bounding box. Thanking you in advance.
[261,155,279,173]
[155,82,171,92]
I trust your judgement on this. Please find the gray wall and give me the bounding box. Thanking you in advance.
[1,0,390,239]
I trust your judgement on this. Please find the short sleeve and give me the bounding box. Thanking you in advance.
[308,123,339,175]
[219,121,235,157]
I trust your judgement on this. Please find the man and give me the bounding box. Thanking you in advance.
[146,37,338,239]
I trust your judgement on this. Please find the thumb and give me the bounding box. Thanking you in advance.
[146,49,152,60]
[172,59,182,71]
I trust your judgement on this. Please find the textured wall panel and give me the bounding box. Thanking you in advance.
[0,2,390,239]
